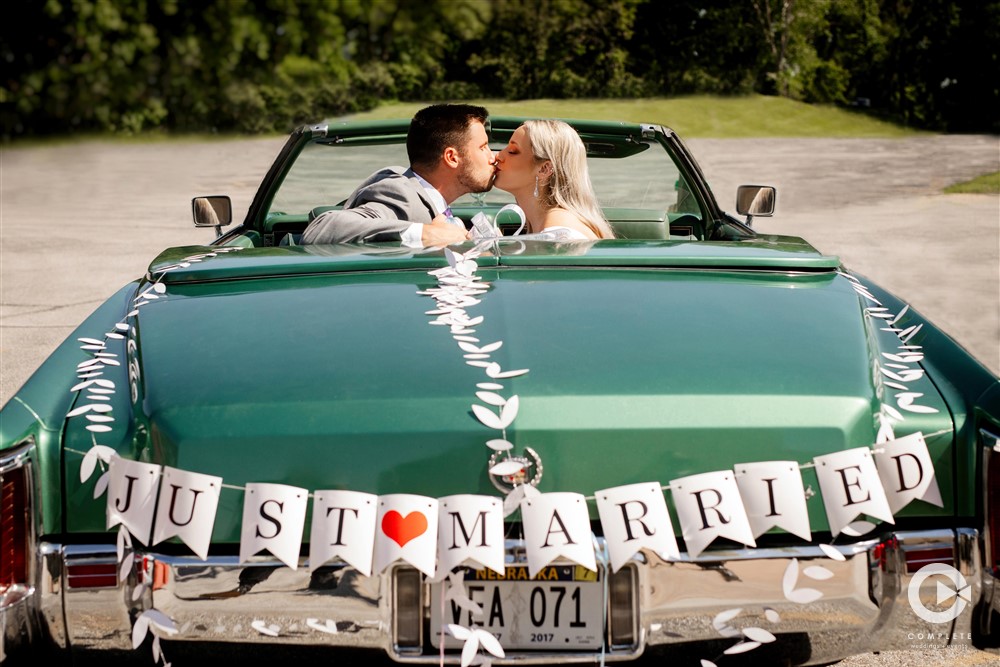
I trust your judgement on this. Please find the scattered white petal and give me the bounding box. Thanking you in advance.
[491,368,529,379]
[120,552,135,582]
[712,608,742,628]
[701,661,718,667]
[86,414,115,423]
[78,337,106,346]
[251,620,280,637]
[476,392,506,406]
[884,381,909,390]
[786,588,823,604]
[724,641,761,655]
[86,424,113,433]
[497,395,519,428]
[818,544,846,561]
[306,618,339,634]
[67,404,95,417]
[478,341,503,353]
[153,283,166,294]
[899,402,938,414]
[803,566,834,581]
[94,472,110,499]
[133,582,147,602]
[472,404,503,430]
[464,354,490,360]
[447,623,472,641]
[782,559,799,596]
[486,439,513,452]
[881,404,904,421]
[890,304,910,325]
[467,360,492,368]
[132,614,150,649]
[764,608,781,623]
[476,630,505,659]
[742,627,776,643]
[477,383,503,391]
[490,461,526,476]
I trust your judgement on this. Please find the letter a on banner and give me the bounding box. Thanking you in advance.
[670,471,756,558]
[596,482,679,572]
[151,466,222,560]
[239,483,309,569]
[734,461,812,541]
[309,490,377,575]
[814,447,894,537]
[374,494,439,577]
[521,492,596,578]
[874,432,943,514]
[438,495,504,576]
[107,456,161,546]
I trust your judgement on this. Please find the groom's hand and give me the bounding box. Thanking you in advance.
[422,215,470,245]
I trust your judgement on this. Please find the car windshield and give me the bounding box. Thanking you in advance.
[267,137,704,223]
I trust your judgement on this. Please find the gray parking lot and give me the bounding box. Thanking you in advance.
[1,133,998,666]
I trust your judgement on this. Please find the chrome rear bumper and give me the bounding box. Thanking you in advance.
[25,528,985,665]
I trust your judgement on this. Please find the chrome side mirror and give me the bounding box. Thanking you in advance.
[192,196,233,237]
[735,185,776,227]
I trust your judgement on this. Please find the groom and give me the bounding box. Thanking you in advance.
[300,104,495,246]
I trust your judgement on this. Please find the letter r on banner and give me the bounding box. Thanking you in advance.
[596,482,679,572]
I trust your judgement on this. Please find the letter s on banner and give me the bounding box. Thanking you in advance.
[239,483,309,569]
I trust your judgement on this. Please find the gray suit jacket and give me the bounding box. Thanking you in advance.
[300,167,437,244]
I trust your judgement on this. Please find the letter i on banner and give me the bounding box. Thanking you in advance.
[596,482,679,572]
[438,495,504,576]
[374,494,439,577]
[814,447,894,537]
[309,490,377,576]
[239,483,309,569]
[874,432,943,514]
[151,467,222,560]
[670,471,756,558]
[734,461,812,541]
[521,492,596,578]
[107,456,162,546]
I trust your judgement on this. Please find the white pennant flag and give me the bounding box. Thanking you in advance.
[595,482,679,572]
[106,456,161,546]
[151,467,222,560]
[374,494,439,577]
[734,461,812,541]
[520,492,596,578]
[309,490,377,575]
[239,483,309,569]
[814,447,895,537]
[874,432,943,514]
[437,495,505,576]
[670,471,756,558]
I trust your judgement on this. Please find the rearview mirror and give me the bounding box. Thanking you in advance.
[192,196,233,236]
[735,185,776,217]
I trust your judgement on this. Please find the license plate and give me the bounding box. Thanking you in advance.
[429,565,604,650]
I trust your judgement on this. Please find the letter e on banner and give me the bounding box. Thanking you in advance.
[596,482,679,572]
[151,466,222,560]
[374,494,438,577]
[239,483,309,569]
[438,495,504,575]
[874,432,943,514]
[734,461,811,541]
[521,492,596,578]
[309,490,377,575]
[814,447,894,537]
[670,471,756,558]
[107,456,161,546]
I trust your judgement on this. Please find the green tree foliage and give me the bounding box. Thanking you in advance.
[1,0,996,137]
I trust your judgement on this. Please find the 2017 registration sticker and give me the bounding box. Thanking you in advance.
[430,565,604,650]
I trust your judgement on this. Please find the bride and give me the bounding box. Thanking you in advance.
[492,120,615,240]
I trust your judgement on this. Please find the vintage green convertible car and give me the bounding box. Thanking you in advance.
[2,117,998,666]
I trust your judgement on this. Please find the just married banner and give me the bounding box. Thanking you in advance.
[101,430,942,577]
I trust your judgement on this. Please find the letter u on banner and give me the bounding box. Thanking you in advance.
[106,456,161,546]
[596,482,679,572]
[309,490,377,575]
[239,483,309,569]
[151,466,222,560]
[814,447,894,537]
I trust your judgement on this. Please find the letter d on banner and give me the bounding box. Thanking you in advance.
[874,432,943,514]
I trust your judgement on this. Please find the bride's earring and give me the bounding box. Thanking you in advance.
[533,175,539,198]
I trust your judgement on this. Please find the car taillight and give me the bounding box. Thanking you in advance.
[0,459,30,594]
[985,430,1000,575]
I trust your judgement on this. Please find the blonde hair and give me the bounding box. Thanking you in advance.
[522,119,615,239]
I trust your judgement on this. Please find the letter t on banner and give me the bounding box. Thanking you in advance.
[670,471,756,558]
[239,483,309,569]
[309,490,377,575]
[596,482,679,572]
[814,447,894,537]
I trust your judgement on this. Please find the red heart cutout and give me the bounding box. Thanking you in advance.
[381,510,428,547]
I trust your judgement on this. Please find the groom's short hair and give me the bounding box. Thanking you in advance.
[407,104,489,170]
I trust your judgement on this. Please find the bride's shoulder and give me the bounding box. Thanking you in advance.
[542,208,596,238]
